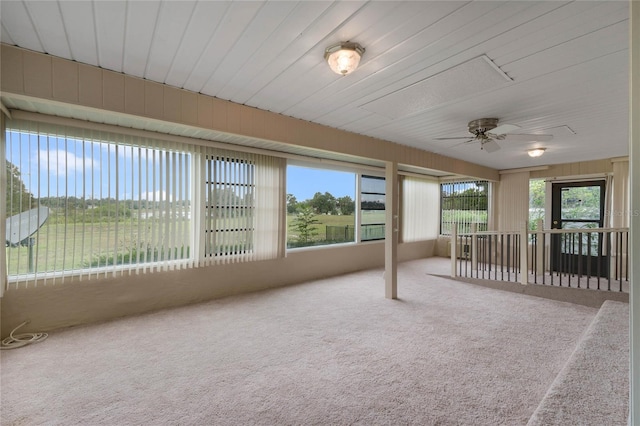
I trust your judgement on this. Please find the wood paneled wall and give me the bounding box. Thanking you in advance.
[1,44,498,181]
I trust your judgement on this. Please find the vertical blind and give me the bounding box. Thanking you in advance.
[195,148,284,266]
[611,160,630,228]
[402,176,439,242]
[497,172,530,231]
[3,119,284,288]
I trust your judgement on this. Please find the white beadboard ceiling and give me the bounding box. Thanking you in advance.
[0,0,630,171]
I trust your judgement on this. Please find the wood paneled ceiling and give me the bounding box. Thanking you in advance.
[0,1,630,170]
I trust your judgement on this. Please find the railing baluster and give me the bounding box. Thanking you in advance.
[577,232,582,288]
[488,235,493,279]
[495,235,499,281]
[482,236,487,279]
[458,234,462,277]
[568,233,574,288]
[559,234,564,287]
[506,234,511,282]
[516,233,520,283]
[586,232,592,289]
[464,235,468,278]
[542,233,547,284]
[597,231,602,290]
[500,234,504,281]
[549,232,554,286]
[606,231,611,291]
[617,231,622,291]
[624,230,629,289]
[532,232,536,284]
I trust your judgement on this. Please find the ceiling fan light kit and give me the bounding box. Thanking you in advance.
[481,139,500,153]
[528,148,546,158]
[324,42,365,75]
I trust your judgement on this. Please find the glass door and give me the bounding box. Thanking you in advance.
[551,181,607,277]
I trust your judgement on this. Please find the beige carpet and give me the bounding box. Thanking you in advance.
[1,258,604,425]
[527,300,629,426]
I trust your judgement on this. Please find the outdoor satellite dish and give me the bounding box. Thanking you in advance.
[6,206,50,246]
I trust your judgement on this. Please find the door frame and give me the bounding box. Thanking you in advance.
[550,180,607,277]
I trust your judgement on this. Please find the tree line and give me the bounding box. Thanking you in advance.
[441,186,488,210]
[287,192,355,215]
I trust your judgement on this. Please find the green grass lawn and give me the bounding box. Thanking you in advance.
[286,211,386,245]
[6,219,191,275]
[287,213,355,242]
[7,211,387,275]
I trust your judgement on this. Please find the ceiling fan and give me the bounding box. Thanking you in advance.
[434,118,553,153]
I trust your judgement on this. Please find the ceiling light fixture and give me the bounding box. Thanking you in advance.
[324,42,365,76]
[528,148,546,158]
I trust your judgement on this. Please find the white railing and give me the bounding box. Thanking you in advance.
[450,221,629,292]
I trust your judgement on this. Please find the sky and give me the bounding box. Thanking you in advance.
[286,165,355,201]
[7,132,357,203]
[6,131,189,201]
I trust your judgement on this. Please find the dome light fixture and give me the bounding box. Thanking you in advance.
[528,147,546,158]
[324,42,365,76]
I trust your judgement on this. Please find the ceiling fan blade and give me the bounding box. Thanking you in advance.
[499,133,553,142]
[434,136,473,140]
[490,124,520,135]
[451,140,473,148]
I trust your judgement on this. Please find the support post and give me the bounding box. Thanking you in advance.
[471,223,478,276]
[450,223,458,278]
[629,1,639,422]
[384,161,398,299]
[0,112,5,298]
[520,221,529,285]
[536,218,544,275]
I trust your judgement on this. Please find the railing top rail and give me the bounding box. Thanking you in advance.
[535,227,629,235]
[456,231,519,236]
[456,227,629,236]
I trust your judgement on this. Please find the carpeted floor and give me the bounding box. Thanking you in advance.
[527,300,629,426]
[1,258,604,425]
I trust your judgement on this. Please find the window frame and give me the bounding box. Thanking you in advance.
[439,179,490,235]
[359,174,386,242]
[3,121,284,285]
[285,160,387,250]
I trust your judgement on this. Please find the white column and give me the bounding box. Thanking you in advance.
[450,224,458,278]
[470,223,478,276]
[385,161,398,299]
[629,1,640,423]
[0,111,6,297]
[520,221,529,286]
[536,218,545,275]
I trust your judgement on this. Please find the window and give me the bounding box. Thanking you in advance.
[4,120,284,286]
[204,155,254,258]
[5,122,193,284]
[360,175,385,241]
[286,164,356,248]
[440,180,489,234]
[529,179,545,230]
[200,151,284,263]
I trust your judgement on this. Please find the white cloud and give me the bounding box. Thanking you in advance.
[140,190,173,202]
[39,149,99,176]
